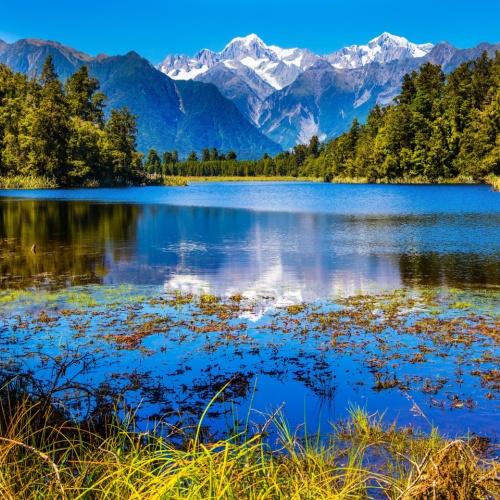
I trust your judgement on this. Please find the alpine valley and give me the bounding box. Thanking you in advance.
[1,33,498,156]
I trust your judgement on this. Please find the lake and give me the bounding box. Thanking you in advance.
[1,183,499,294]
[0,183,499,438]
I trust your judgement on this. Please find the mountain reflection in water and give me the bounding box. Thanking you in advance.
[0,193,498,296]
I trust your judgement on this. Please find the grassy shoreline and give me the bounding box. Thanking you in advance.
[1,386,497,499]
[185,175,321,183]
[0,175,59,189]
[1,174,499,189]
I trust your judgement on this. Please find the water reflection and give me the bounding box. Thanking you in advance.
[0,199,139,288]
[0,198,498,295]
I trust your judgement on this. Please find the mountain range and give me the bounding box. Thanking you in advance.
[159,33,499,149]
[0,38,280,158]
[0,33,498,157]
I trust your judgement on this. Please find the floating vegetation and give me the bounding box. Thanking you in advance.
[0,285,498,441]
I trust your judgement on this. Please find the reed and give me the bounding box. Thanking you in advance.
[0,381,497,499]
[0,175,59,189]
[486,175,500,191]
[162,176,189,186]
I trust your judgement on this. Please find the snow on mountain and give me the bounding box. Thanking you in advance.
[158,53,212,80]
[326,32,434,69]
[159,33,434,88]
[158,34,319,90]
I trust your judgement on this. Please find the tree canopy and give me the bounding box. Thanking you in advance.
[1,52,498,186]
[0,56,143,186]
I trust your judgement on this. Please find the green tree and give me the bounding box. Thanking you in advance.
[144,148,161,174]
[308,135,320,158]
[29,56,70,181]
[103,108,141,182]
[201,148,210,162]
[65,66,105,125]
[209,147,219,161]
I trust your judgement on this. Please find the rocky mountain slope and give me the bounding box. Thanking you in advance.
[0,38,281,158]
[159,33,499,149]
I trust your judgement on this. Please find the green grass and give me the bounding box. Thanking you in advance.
[185,175,321,182]
[327,175,481,185]
[162,176,189,186]
[0,175,59,189]
[0,382,497,499]
[486,175,500,191]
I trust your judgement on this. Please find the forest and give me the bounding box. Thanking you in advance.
[0,56,143,187]
[0,52,498,187]
[152,51,499,183]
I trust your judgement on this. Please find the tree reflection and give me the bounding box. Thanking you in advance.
[0,199,140,288]
[398,252,499,288]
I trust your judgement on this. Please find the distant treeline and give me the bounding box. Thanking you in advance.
[147,51,499,182]
[0,52,498,187]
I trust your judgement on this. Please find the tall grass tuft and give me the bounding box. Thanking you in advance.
[0,382,497,499]
[162,175,189,186]
[0,175,59,189]
[486,175,500,191]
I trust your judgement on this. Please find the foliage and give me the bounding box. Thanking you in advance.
[154,52,499,183]
[303,52,500,182]
[0,57,144,187]
[1,52,498,186]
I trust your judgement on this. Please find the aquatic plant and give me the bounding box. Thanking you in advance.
[0,175,59,189]
[0,379,497,500]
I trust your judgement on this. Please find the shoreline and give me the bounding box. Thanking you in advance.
[1,174,499,189]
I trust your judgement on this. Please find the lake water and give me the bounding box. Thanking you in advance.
[0,183,499,439]
[1,183,499,295]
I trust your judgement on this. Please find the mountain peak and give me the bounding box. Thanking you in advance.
[220,33,272,61]
[159,34,319,91]
[225,34,265,48]
[327,33,433,69]
[369,32,409,46]
[158,31,436,91]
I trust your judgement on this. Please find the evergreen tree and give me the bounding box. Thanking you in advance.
[103,108,141,181]
[145,148,161,174]
[308,135,320,158]
[31,56,70,181]
[209,147,219,161]
[187,151,198,162]
[65,66,105,125]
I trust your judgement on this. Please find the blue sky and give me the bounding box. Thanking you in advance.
[2,0,499,62]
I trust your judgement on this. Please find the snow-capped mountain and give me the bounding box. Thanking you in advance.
[157,33,498,149]
[0,38,281,158]
[2,33,495,157]
[159,32,434,89]
[326,32,434,69]
[158,32,435,128]
[159,34,320,91]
